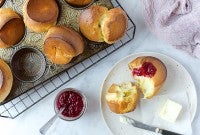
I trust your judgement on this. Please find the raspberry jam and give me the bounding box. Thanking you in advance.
[132,62,157,78]
[55,89,85,118]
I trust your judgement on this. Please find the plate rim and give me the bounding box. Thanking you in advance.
[100,51,197,134]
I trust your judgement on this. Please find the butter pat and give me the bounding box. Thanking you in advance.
[159,99,182,122]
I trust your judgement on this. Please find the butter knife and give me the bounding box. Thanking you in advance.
[119,115,181,135]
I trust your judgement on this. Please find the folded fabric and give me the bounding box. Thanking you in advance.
[142,0,200,59]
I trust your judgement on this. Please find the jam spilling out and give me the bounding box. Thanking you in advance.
[132,62,157,78]
[56,90,84,118]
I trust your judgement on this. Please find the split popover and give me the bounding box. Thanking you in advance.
[43,26,85,65]
[106,82,139,114]
[128,56,167,99]
[0,8,25,48]
[79,5,128,44]
[23,0,59,33]
[0,59,13,103]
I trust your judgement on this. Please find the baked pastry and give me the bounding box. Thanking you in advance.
[128,56,167,99]
[105,82,139,114]
[0,0,5,7]
[0,8,25,48]
[23,0,59,33]
[79,5,107,43]
[79,5,128,44]
[44,26,85,64]
[0,59,13,103]
[65,0,93,7]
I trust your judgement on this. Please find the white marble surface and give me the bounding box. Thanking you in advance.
[0,0,200,135]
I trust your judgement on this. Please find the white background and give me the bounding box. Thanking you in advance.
[0,0,200,135]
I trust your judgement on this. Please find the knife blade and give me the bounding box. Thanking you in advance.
[119,115,182,135]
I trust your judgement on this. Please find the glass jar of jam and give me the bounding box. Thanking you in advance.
[54,88,87,121]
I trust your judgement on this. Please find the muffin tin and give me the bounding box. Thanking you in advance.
[0,0,5,7]
[10,46,46,82]
[0,0,136,118]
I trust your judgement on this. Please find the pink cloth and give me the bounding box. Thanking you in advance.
[142,0,200,58]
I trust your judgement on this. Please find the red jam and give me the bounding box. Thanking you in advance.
[56,90,84,118]
[132,62,157,78]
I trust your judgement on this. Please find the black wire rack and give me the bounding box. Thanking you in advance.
[0,0,136,118]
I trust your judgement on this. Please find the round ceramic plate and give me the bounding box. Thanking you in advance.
[101,52,197,135]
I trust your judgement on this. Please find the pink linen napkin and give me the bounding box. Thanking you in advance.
[142,0,200,58]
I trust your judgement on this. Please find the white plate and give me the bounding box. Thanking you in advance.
[101,52,197,135]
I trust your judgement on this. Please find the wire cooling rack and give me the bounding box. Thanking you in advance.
[0,0,136,118]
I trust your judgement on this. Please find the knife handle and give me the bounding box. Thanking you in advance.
[157,128,182,135]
